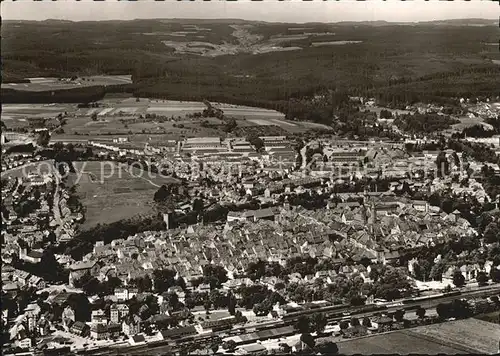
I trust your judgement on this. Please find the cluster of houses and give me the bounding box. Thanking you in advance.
[1,154,44,172]
[2,266,46,292]
[52,191,479,306]
[2,172,55,260]
[3,130,500,354]
[1,169,82,267]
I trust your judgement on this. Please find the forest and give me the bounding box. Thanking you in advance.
[2,19,499,109]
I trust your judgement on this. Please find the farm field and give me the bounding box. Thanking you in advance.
[336,330,469,355]
[407,318,500,354]
[2,104,74,119]
[71,161,177,230]
[311,40,363,46]
[3,97,324,143]
[2,75,132,92]
[475,311,500,324]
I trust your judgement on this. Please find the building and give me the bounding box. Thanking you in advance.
[107,323,122,339]
[227,208,277,223]
[114,288,138,302]
[91,309,107,325]
[122,315,141,336]
[70,321,90,337]
[68,260,98,287]
[182,137,223,151]
[199,313,236,332]
[16,337,32,350]
[259,136,288,146]
[90,324,109,340]
[129,334,146,345]
[20,250,43,264]
[62,306,75,327]
[158,325,197,340]
[110,304,129,324]
[254,208,276,222]
[236,344,267,355]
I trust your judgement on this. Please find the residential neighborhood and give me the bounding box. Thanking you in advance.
[2,7,500,355]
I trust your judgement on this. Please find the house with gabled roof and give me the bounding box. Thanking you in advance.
[70,321,90,337]
[68,260,98,286]
[122,314,141,336]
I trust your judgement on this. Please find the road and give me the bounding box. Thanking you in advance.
[300,146,307,170]
[52,167,63,226]
[85,285,500,355]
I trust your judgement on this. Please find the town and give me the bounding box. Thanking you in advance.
[2,6,500,356]
[2,92,500,356]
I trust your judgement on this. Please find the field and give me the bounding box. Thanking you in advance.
[2,75,132,92]
[476,311,500,324]
[2,97,326,143]
[336,318,500,355]
[407,318,500,354]
[311,41,363,47]
[336,330,469,355]
[2,19,500,131]
[71,161,177,230]
[2,104,75,120]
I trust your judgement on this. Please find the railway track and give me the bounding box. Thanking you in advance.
[76,285,500,355]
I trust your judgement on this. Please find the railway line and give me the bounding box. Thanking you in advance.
[75,285,500,355]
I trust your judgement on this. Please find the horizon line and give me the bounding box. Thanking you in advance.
[4,17,499,24]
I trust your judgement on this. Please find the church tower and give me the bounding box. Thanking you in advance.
[369,201,377,225]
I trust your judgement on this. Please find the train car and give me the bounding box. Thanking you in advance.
[354,305,388,314]
[444,290,461,297]
[402,293,446,304]
[254,322,285,332]
[282,303,349,320]
[212,324,233,332]
[228,327,245,336]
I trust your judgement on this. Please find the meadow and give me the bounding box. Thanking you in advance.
[71,161,177,230]
[2,97,323,143]
[407,318,500,354]
[2,75,132,92]
[336,330,469,355]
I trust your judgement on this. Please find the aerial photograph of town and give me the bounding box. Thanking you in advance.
[1,1,500,355]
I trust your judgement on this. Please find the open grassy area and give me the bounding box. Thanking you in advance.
[71,161,176,230]
[475,311,500,324]
[2,75,132,92]
[407,318,500,354]
[2,104,74,119]
[336,330,469,355]
[3,97,322,142]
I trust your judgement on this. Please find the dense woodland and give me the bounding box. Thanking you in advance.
[2,20,500,111]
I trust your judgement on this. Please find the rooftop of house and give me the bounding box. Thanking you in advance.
[160,325,197,338]
[69,260,96,271]
[132,334,146,343]
[254,208,276,219]
[185,137,221,144]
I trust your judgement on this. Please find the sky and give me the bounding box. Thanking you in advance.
[2,0,499,23]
